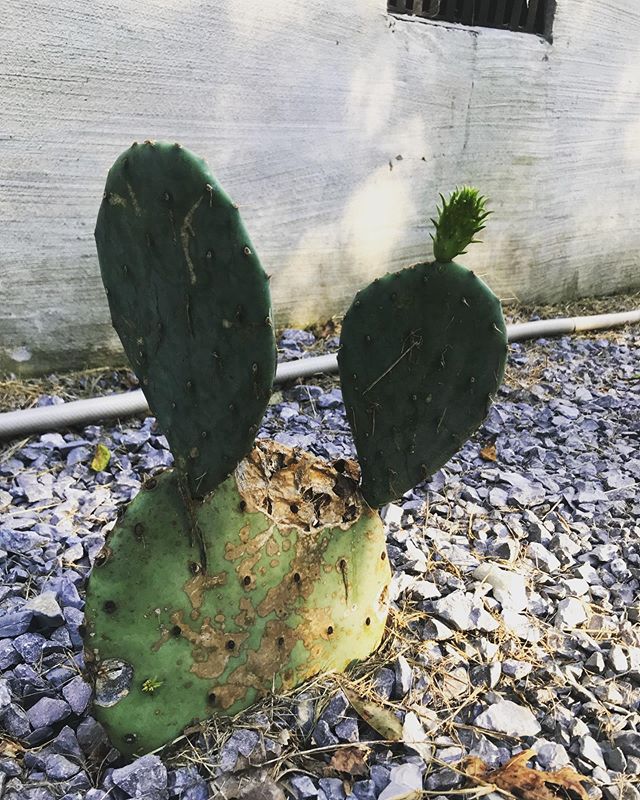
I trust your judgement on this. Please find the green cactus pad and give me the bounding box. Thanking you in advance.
[338,261,507,507]
[95,141,276,498]
[84,442,391,755]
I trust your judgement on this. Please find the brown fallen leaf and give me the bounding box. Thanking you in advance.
[480,442,497,462]
[330,745,369,777]
[343,688,404,741]
[0,736,25,759]
[463,749,590,800]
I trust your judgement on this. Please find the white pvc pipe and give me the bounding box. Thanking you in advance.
[0,309,638,441]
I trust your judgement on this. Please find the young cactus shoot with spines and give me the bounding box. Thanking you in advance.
[431,186,491,263]
[338,188,507,507]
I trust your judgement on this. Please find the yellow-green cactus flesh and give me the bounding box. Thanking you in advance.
[84,441,391,756]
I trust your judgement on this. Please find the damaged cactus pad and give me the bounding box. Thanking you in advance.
[85,441,391,756]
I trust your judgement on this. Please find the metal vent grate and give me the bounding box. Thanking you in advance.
[387,0,551,36]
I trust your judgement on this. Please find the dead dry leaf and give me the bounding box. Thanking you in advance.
[343,688,404,741]
[480,443,497,462]
[463,749,590,800]
[0,736,25,759]
[330,745,369,777]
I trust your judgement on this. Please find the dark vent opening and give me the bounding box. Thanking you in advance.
[387,0,552,36]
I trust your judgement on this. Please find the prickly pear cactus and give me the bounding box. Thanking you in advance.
[85,441,390,756]
[87,143,506,758]
[95,141,276,499]
[338,188,507,507]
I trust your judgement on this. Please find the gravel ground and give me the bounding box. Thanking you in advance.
[0,304,638,800]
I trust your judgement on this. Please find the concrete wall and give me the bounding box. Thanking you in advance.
[2,0,640,375]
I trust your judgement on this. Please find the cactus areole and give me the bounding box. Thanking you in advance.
[86,144,507,756]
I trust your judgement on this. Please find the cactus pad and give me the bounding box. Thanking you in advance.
[84,441,390,755]
[95,141,276,498]
[338,261,507,507]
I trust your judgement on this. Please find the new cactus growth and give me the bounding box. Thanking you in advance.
[86,145,506,756]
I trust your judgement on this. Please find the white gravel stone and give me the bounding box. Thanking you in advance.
[501,609,541,643]
[502,659,533,680]
[563,578,590,596]
[474,699,541,737]
[610,645,629,673]
[473,563,528,612]
[379,763,423,800]
[578,735,606,769]
[432,591,494,632]
[534,739,571,770]
[526,543,561,573]
[555,597,588,629]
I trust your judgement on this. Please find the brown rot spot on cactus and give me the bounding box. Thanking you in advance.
[225,640,236,651]
[290,503,299,514]
[239,500,247,512]
[183,570,226,612]
[171,625,182,637]
[103,600,117,614]
[293,572,301,584]
[243,575,251,586]
[207,692,217,706]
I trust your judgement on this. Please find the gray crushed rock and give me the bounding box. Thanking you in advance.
[0,321,638,799]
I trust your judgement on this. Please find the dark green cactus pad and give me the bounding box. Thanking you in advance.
[338,261,507,507]
[84,441,390,756]
[95,141,276,498]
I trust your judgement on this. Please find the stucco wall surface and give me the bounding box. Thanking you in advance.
[1,0,639,374]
